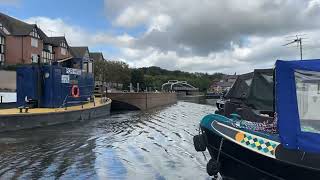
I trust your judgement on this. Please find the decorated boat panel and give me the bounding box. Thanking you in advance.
[211,120,280,158]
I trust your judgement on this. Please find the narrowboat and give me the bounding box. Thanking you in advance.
[194,59,320,179]
[0,58,111,132]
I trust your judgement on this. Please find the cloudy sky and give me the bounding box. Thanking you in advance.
[1,0,320,74]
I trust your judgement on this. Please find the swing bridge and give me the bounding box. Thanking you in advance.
[161,80,199,92]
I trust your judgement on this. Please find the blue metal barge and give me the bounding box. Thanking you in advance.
[0,58,111,132]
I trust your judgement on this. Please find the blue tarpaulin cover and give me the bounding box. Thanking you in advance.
[276,59,320,153]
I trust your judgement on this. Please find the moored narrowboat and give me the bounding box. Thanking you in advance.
[194,59,320,179]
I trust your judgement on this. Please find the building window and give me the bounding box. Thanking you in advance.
[0,54,4,62]
[31,37,38,47]
[82,62,88,73]
[44,44,53,53]
[0,36,4,45]
[0,36,4,54]
[60,42,67,48]
[88,62,93,73]
[47,45,53,53]
[0,44,4,54]
[30,29,40,38]
[61,47,67,55]
[31,54,38,63]
[42,51,54,64]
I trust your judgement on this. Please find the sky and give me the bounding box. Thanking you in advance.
[1,0,320,74]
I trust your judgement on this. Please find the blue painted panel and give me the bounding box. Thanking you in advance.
[16,65,94,108]
[16,66,38,107]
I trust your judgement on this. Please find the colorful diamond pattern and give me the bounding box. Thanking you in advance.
[240,134,277,156]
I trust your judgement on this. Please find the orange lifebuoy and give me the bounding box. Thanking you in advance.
[71,85,80,98]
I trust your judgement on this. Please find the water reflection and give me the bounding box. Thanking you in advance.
[0,102,215,179]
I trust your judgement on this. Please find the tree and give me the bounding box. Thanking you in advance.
[94,60,131,89]
[131,68,145,90]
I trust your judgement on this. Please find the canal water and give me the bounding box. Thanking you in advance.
[0,101,215,179]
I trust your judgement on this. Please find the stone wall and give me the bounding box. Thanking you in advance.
[0,70,16,91]
[107,92,177,110]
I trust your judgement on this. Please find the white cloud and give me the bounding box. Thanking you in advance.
[114,7,149,28]
[25,16,134,48]
[103,0,320,74]
[22,1,320,74]
[147,14,172,33]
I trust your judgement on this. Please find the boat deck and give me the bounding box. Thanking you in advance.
[0,97,111,115]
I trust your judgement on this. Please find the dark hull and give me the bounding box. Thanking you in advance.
[0,102,111,132]
[203,128,320,180]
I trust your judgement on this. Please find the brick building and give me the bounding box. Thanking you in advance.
[47,36,71,61]
[0,29,5,65]
[0,12,107,72]
[89,52,105,62]
[0,12,73,65]
[210,74,238,93]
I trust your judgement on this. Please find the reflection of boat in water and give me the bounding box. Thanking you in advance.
[193,60,320,179]
[0,62,111,132]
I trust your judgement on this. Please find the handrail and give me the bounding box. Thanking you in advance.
[60,93,93,108]
[60,94,69,108]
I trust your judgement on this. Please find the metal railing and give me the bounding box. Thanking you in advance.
[59,84,95,109]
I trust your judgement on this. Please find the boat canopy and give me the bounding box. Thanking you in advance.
[276,59,320,153]
[225,72,254,100]
[225,69,274,111]
[246,69,274,111]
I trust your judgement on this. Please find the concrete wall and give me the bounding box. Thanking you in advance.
[107,92,177,110]
[0,70,16,90]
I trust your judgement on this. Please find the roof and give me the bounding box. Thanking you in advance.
[89,52,104,61]
[0,12,50,43]
[222,74,238,81]
[47,36,68,47]
[57,56,73,63]
[0,12,34,36]
[212,81,234,88]
[70,46,89,58]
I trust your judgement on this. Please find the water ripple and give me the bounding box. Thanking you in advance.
[0,101,215,179]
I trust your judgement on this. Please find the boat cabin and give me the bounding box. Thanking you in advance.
[276,60,320,152]
[217,59,320,153]
[16,49,95,108]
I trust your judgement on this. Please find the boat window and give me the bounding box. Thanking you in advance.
[295,70,320,133]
